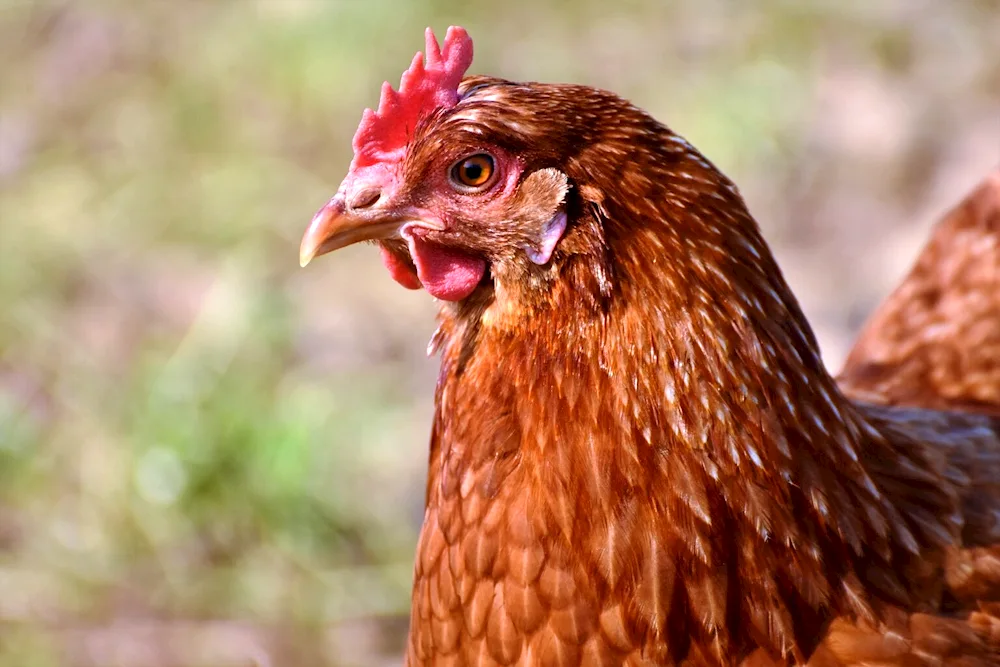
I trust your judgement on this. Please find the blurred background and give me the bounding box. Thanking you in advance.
[0,0,998,664]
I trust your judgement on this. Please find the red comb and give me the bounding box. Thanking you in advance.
[349,26,474,176]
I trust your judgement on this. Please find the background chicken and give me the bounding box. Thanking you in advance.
[839,170,1000,414]
[301,26,1000,666]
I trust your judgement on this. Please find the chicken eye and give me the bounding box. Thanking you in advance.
[450,154,495,190]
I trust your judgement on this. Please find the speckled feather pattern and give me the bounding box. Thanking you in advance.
[381,79,1000,665]
[840,171,1000,415]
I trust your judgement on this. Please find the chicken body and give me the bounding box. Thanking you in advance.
[840,171,1000,414]
[404,84,1000,664]
[299,29,1000,666]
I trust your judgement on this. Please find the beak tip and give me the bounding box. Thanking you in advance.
[298,198,344,269]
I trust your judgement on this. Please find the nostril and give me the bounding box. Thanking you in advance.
[348,186,381,210]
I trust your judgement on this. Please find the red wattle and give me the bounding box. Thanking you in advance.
[379,245,423,290]
[407,234,486,302]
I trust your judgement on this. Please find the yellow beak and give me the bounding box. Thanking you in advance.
[299,196,406,267]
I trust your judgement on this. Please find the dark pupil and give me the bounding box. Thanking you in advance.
[463,160,483,182]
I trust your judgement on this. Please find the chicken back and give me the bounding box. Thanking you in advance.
[840,171,1000,415]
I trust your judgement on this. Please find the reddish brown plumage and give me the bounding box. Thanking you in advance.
[301,28,1000,666]
[840,170,1000,415]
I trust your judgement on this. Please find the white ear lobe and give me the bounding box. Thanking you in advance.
[525,211,567,265]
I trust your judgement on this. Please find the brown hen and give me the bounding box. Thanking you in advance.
[300,27,1000,666]
[840,170,1000,414]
